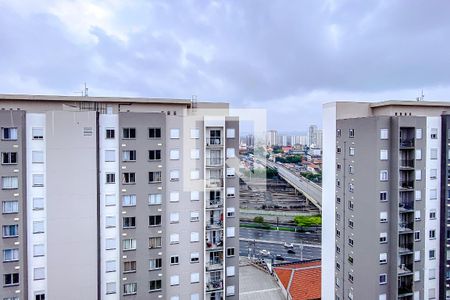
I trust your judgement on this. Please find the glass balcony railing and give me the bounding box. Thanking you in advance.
[206,279,223,291]
[206,157,223,166]
[399,222,414,232]
[206,178,224,188]
[206,138,223,147]
[206,218,223,230]
[206,258,224,271]
[399,139,414,148]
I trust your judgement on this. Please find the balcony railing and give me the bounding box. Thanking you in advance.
[399,201,414,211]
[206,258,223,271]
[400,159,414,168]
[399,222,414,232]
[206,219,223,230]
[206,178,223,188]
[206,280,223,291]
[399,139,414,148]
[206,239,223,250]
[399,181,414,190]
[206,138,223,147]
[206,157,223,166]
[399,243,414,253]
[207,197,223,209]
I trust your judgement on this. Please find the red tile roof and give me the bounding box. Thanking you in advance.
[273,260,321,300]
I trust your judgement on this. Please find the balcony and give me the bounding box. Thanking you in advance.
[206,138,223,147]
[399,222,414,233]
[399,243,414,254]
[206,178,224,188]
[399,159,414,169]
[206,218,223,230]
[207,197,223,209]
[399,139,414,148]
[206,157,223,167]
[206,238,223,250]
[206,280,223,292]
[398,264,413,276]
[206,257,224,271]
[399,201,414,212]
[206,292,223,300]
[399,180,414,191]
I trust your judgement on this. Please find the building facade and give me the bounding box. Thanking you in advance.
[0,94,239,300]
[323,101,450,300]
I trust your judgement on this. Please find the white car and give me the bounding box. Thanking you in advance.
[283,242,294,248]
[259,249,271,256]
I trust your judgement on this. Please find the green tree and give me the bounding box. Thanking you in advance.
[293,215,322,227]
[254,216,264,223]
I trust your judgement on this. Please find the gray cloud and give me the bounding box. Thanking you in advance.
[0,0,449,130]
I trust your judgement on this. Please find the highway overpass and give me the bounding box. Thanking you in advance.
[256,159,322,210]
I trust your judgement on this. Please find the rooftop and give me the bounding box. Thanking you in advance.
[273,260,321,300]
[239,263,284,300]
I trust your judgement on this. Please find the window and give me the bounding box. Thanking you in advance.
[348,256,353,265]
[226,148,235,158]
[380,149,388,160]
[33,221,44,234]
[106,282,116,294]
[122,128,136,139]
[105,260,116,272]
[170,170,180,181]
[32,174,44,187]
[122,150,136,162]
[336,146,342,154]
[429,268,436,280]
[380,212,388,223]
[123,261,136,273]
[337,129,341,137]
[226,285,235,296]
[429,249,436,259]
[379,273,387,284]
[123,217,135,228]
[148,150,161,161]
[348,219,354,228]
[190,272,200,283]
[429,288,436,299]
[414,250,421,261]
[226,128,235,138]
[348,238,354,246]
[226,187,235,198]
[149,171,162,183]
[123,283,137,295]
[148,193,162,205]
[429,229,436,239]
[2,176,18,189]
[148,280,162,292]
[106,173,115,184]
[348,201,354,210]
[190,252,200,263]
[190,149,200,160]
[149,258,162,270]
[415,190,422,200]
[349,147,355,156]
[149,128,161,139]
[35,293,45,300]
[430,128,438,139]
[415,149,422,160]
[226,227,235,237]
[379,232,387,243]
[380,191,388,202]
[416,128,422,139]
[170,212,179,223]
[170,129,180,139]
[429,210,436,219]
[2,128,18,140]
[430,189,437,200]
[227,207,235,217]
[2,200,18,213]
[430,168,437,179]
[379,253,387,264]
[105,216,116,228]
[1,152,17,164]
[170,149,180,160]
[349,129,355,138]
[33,244,45,257]
[190,128,200,139]
[123,239,136,251]
[3,248,19,262]
[414,231,421,241]
[430,148,438,160]
[170,275,180,286]
[3,224,19,237]
[105,238,116,250]
[105,150,115,162]
[380,129,388,139]
[190,211,200,222]
[226,168,235,177]
[122,172,135,184]
[227,247,235,257]
[122,195,136,206]
[415,169,422,181]
[190,232,199,242]
[33,198,44,210]
[170,256,180,265]
[3,273,19,286]
[380,170,388,181]
[149,215,162,227]
[190,169,200,180]
[191,294,200,300]
[415,210,421,221]
[149,237,162,249]
[32,127,44,139]
[348,183,354,192]
[191,191,200,201]
[105,128,115,139]
[105,194,115,206]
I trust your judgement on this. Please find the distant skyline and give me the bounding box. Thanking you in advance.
[2,1,450,131]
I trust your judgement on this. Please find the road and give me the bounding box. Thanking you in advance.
[239,227,321,262]
[258,159,322,210]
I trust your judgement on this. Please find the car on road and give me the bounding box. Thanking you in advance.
[275,254,285,261]
[287,249,296,254]
[283,242,294,248]
[259,249,271,256]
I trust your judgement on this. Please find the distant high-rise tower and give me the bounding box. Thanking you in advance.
[309,125,318,147]
[266,130,278,146]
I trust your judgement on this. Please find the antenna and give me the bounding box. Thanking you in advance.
[84,82,89,97]
[417,90,424,101]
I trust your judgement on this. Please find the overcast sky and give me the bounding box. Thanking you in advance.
[1,0,450,131]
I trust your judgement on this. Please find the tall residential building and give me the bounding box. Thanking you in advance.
[0,94,239,300]
[308,125,319,147]
[323,100,450,300]
[266,130,278,146]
